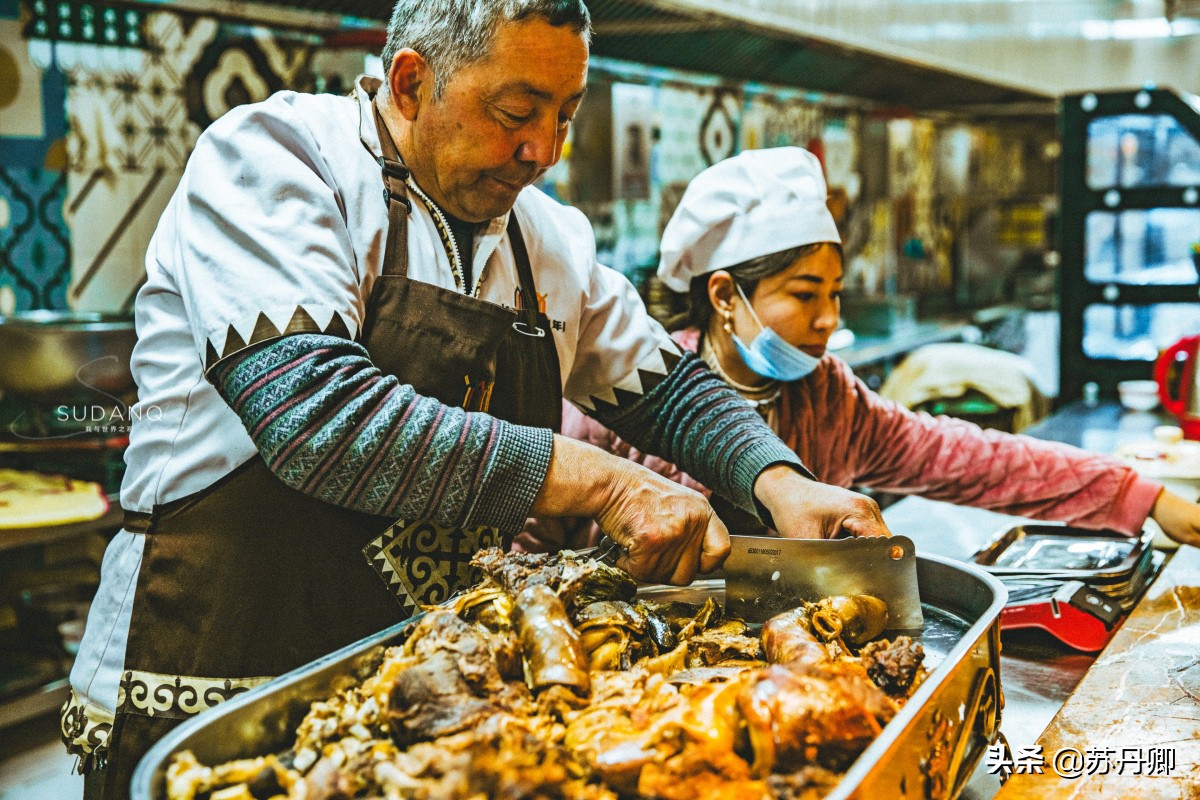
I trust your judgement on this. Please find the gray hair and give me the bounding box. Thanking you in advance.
[383,0,591,96]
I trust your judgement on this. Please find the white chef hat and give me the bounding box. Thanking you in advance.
[657,147,840,293]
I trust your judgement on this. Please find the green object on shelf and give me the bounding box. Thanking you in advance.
[920,389,1017,432]
[928,397,1002,416]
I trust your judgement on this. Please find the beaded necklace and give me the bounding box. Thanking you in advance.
[404,178,486,298]
[700,334,781,412]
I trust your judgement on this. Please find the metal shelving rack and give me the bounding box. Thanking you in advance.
[1058,87,1200,402]
[0,504,122,730]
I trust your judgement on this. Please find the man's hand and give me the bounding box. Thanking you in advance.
[592,463,730,585]
[530,435,731,585]
[753,464,891,539]
[1150,489,1200,548]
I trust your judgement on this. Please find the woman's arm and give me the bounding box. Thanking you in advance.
[829,360,1162,535]
[1149,489,1200,548]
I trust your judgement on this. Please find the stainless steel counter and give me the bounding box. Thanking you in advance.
[880,401,1188,799]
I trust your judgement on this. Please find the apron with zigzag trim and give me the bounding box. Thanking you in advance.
[73,103,562,800]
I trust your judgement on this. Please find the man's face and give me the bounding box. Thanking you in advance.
[403,18,588,222]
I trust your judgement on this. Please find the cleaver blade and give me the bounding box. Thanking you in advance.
[724,534,924,628]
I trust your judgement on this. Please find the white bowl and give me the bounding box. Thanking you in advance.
[1117,380,1160,412]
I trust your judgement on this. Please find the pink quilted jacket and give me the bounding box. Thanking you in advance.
[516,329,1163,552]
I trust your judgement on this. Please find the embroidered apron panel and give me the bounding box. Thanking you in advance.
[364,520,508,617]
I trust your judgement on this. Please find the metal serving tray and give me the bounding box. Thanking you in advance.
[133,554,1007,800]
[971,524,1153,582]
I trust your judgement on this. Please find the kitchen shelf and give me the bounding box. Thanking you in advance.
[0,502,123,554]
[1058,87,1200,401]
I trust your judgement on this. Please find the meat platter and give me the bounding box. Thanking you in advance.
[133,550,1006,800]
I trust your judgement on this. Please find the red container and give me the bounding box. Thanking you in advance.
[1156,334,1200,440]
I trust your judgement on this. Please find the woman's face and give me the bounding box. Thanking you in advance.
[729,243,843,357]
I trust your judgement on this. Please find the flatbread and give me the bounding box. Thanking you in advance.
[0,469,109,529]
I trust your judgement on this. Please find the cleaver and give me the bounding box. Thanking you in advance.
[723,534,924,629]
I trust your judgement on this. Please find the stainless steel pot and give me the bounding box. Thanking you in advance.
[0,311,137,405]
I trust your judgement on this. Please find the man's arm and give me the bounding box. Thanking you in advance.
[213,333,729,584]
[211,334,553,534]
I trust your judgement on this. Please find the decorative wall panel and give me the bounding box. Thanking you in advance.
[0,167,70,310]
[0,2,70,311]
[60,11,215,309]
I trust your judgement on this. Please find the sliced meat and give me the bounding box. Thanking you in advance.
[860,635,925,697]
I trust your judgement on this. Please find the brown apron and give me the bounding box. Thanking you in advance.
[81,105,562,799]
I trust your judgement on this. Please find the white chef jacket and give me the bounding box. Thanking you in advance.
[68,75,679,733]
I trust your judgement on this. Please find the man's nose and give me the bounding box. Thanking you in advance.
[516,116,564,169]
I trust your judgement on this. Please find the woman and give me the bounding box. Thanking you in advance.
[519,147,1200,551]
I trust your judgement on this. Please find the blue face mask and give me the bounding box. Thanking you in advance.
[731,284,823,382]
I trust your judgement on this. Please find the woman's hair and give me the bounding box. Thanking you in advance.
[669,242,842,332]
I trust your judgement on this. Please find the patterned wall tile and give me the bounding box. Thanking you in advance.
[0,6,70,311]
[60,11,216,311]
[186,25,315,129]
[653,85,711,187]
[67,167,176,311]
[7,5,357,313]
[0,166,70,310]
[0,19,46,139]
[698,91,739,167]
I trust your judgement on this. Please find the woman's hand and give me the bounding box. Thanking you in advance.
[1149,489,1200,548]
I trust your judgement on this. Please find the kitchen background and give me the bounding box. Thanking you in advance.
[0,0,1060,323]
[2,2,1200,796]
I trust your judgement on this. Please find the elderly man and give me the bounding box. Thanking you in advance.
[63,1,889,795]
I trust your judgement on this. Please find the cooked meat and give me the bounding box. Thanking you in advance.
[404,610,509,695]
[375,716,616,800]
[165,751,297,800]
[766,766,844,800]
[739,664,896,774]
[472,547,557,594]
[638,746,769,800]
[513,583,590,693]
[481,626,524,680]
[170,554,927,800]
[809,596,888,646]
[388,649,506,745]
[565,669,747,794]
[299,755,354,800]
[860,635,926,697]
[575,600,646,671]
[556,554,638,608]
[644,598,723,636]
[762,606,828,668]
[688,622,765,666]
[471,547,638,610]
[642,607,679,652]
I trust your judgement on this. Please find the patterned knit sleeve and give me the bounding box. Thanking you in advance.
[586,351,809,516]
[209,333,553,535]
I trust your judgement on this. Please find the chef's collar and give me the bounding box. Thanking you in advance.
[354,74,508,239]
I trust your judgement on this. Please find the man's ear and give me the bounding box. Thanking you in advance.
[707,270,736,315]
[387,48,429,121]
